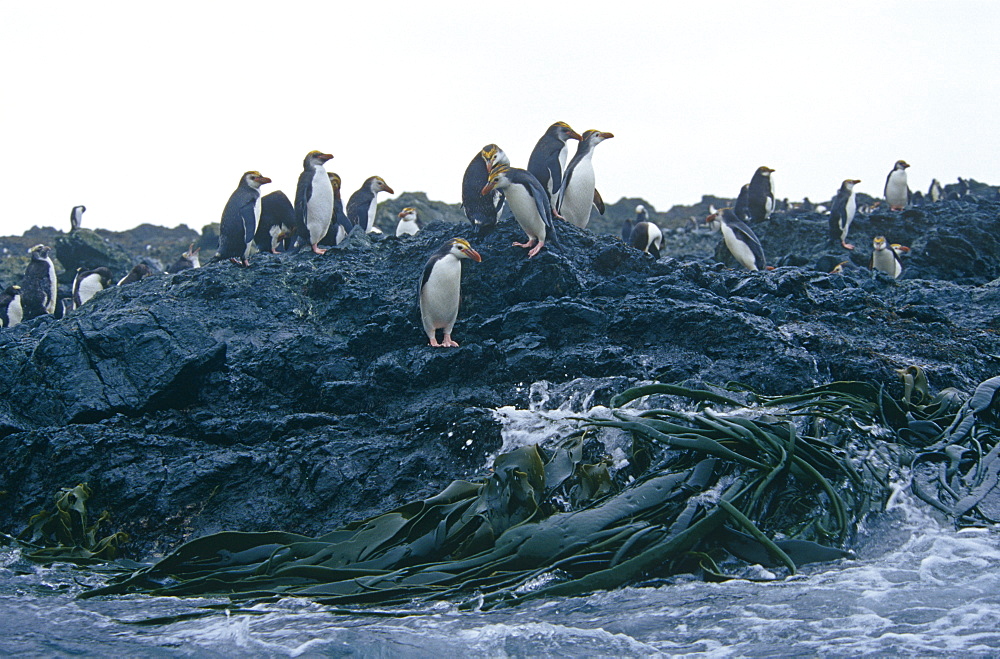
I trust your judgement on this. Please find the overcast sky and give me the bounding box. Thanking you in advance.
[2,1,997,235]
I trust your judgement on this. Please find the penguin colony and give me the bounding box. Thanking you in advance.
[0,125,956,338]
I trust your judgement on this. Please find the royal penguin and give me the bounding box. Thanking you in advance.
[72,266,114,307]
[734,184,751,222]
[347,176,394,234]
[527,121,582,211]
[747,166,776,222]
[167,243,202,273]
[0,285,23,328]
[118,263,152,286]
[828,179,861,249]
[706,208,767,271]
[70,205,86,231]
[217,170,271,266]
[19,244,58,320]
[255,190,296,254]
[870,235,903,278]
[319,173,353,246]
[482,165,557,258]
[395,207,422,237]
[557,129,614,229]
[294,150,335,254]
[884,160,910,210]
[418,237,482,348]
[928,178,943,203]
[461,144,508,237]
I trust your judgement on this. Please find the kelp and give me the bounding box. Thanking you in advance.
[9,483,130,565]
[79,372,1000,609]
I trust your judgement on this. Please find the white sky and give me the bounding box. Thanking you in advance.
[1,1,997,234]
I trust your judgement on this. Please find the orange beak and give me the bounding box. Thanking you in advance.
[481,180,496,195]
[463,247,482,262]
[256,176,272,185]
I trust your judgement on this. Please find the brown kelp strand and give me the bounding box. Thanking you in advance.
[60,372,1000,609]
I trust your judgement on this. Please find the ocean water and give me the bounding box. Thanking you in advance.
[3,389,1000,657]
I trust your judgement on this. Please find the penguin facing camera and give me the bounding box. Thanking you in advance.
[418,237,482,348]
[870,235,904,278]
[217,170,271,266]
[19,244,58,320]
[395,207,422,237]
[884,160,910,211]
[0,285,23,328]
[294,150,335,255]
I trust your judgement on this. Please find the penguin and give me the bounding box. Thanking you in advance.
[294,150,335,254]
[870,235,903,278]
[418,237,481,348]
[928,178,943,203]
[58,297,74,320]
[706,208,766,271]
[346,176,394,234]
[395,207,422,237]
[167,243,201,273]
[218,170,271,266]
[255,190,296,254]
[72,266,114,307]
[828,179,861,249]
[747,166,776,222]
[630,219,663,259]
[482,165,557,258]
[526,121,582,211]
[70,205,86,231]
[557,129,614,229]
[622,204,648,242]
[884,160,910,211]
[733,184,751,222]
[0,285,22,328]
[461,144,508,237]
[118,263,152,286]
[19,244,58,320]
[319,173,353,246]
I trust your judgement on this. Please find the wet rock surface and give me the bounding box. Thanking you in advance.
[2,196,1000,558]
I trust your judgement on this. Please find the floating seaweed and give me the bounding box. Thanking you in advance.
[77,373,1000,610]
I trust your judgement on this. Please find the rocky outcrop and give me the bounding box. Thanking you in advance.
[2,195,1000,559]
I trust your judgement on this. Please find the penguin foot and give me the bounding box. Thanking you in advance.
[842,241,855,250]
[311,244,328,255]
[527,241,545,258]
[442,334,459,347]
[513,239,537,249]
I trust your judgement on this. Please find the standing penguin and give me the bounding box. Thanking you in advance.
[706,208,767,271]
[217,170,271,266]
[870,235,903,278]
[828,179,861,249]
[255,190,296,254]
[167,243,201,273]
[0,285,23,328]
[395,207,422,237]
[557,129,614,229]
[319,173,353,246]
[70,205,86,231]
[294,150,335,254]
[72,266,114,307]
[482,165,557,258]
[884,160,910,211]
[461,144,508,237]
[526,121,582,211]
[928,178,943,203]
[347,176,394,234]
[19,244,58,320]
[118,263,152,286]
[418,237,482,348]
[747,166,776,222]
[734,184,751,222]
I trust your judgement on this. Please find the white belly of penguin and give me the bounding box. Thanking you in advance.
[44,258,57,314]
[844,193,856,231]
[886,172,908,207]
[873,250,901,278]
[77,275,104,305]
[364,197,379,232]
[645,223,663,253]
[306,169,334,244]
[396,220,418,237]
[5,298,22,327]
[721,224,759,271]
[504,186,546,242]
[561,159,595,228]
[421,257,462,330]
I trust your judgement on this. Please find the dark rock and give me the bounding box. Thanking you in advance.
[2,194,1000,560]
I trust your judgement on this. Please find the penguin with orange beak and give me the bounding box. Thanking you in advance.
[482,165,556,258]
[419,238,482,347]
[462,144,508,237]
[294,150,335,254]
[217,170,271,267]
[557,129,614,228]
